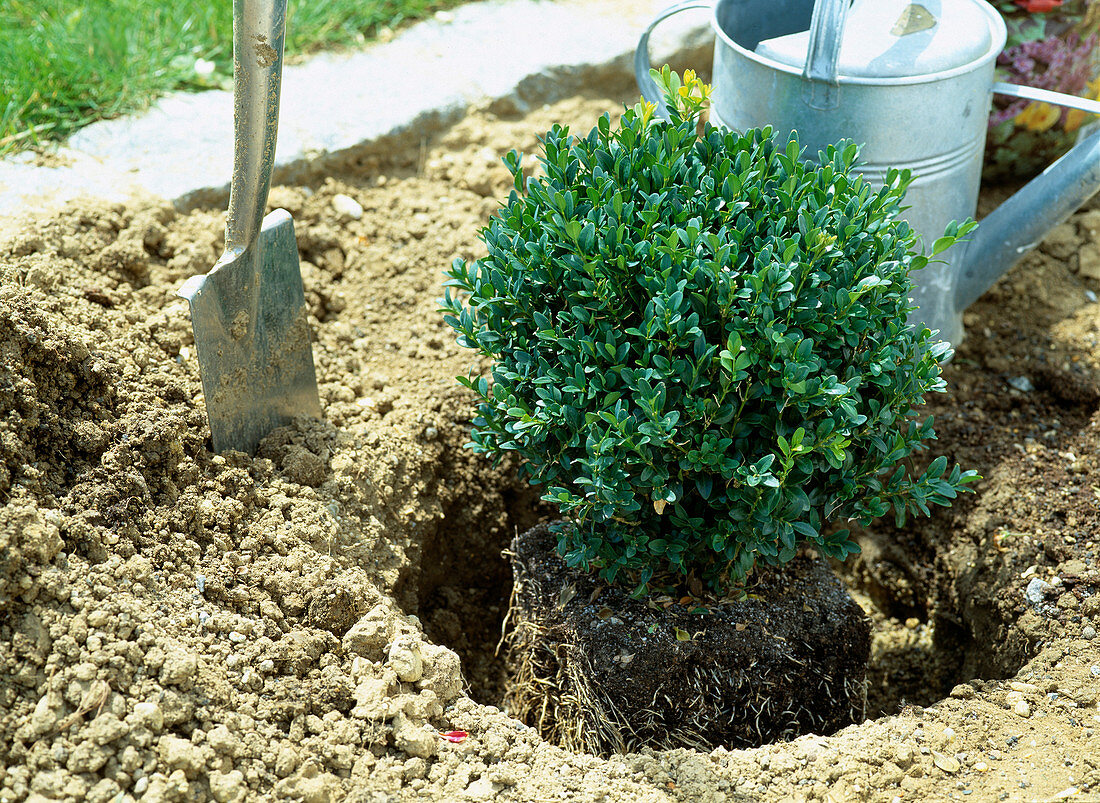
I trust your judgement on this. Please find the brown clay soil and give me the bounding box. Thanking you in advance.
[2,89,1100,803]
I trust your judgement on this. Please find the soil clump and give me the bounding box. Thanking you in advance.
[506,522,870,755]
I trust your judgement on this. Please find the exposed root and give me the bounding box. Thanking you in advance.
[504,523,870,756]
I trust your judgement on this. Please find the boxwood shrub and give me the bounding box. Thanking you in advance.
[441,69,978,594]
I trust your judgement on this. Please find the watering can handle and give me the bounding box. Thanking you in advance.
[992,82,1100,117]
[802,0,850,110]
[634,0,712,120]
[225,0,287,256]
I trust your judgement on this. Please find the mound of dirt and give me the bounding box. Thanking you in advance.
[1,89,1099,803]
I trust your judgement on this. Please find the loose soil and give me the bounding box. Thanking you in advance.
[2,87,1100,803]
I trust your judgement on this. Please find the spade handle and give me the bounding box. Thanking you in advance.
[225,0,287,255]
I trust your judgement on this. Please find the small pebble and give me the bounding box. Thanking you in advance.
[1083,625,1097,640]
[1014,700,1031,718]
[332,193,364,220]
[133,777,149,795]
[1025,578,1053,606]
[932,751,960,773]
[196,574,206,593]
[1008,376,1034,392]
[229,631,247,643]
[1086,290,1098,303]
[1090,665,1100,678]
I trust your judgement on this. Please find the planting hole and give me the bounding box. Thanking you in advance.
[414,476,550,706]
[413,482,1032,742]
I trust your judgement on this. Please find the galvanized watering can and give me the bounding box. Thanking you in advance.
[636,0,1100,347]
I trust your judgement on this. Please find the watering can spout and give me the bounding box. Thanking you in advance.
[955,126,1100,312]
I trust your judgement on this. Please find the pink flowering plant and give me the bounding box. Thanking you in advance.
[986,0,1100,179]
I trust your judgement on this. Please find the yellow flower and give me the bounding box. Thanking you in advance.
[1016,101,1061,132]
[1062,78,1100,134]
[1065,108,1086,133]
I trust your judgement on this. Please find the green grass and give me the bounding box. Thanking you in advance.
[0,0,465,155]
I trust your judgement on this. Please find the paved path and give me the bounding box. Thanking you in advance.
[0,0,710,220]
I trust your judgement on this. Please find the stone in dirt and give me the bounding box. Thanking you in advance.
[505,522,871,755]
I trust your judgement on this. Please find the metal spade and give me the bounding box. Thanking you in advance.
[179,0,321,454]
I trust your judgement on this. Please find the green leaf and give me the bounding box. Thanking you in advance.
[931,236,956,256]
[578,222,596,253]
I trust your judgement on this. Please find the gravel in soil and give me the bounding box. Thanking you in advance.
[1,89,1100,803]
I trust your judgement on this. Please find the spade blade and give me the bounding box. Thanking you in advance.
[179,208,321,454]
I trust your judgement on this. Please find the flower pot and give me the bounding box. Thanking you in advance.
[503,522,871,755]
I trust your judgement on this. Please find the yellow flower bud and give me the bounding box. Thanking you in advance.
[1015,101,1060,133]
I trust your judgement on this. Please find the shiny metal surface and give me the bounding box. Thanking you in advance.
[636,0,1100,348]
[178,0,321,454]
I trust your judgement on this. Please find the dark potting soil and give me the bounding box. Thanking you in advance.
[504,522,872,756]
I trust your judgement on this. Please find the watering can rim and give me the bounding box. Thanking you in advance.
[705,0,1008,87]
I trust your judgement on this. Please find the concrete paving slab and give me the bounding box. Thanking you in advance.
[0,0,712,221]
